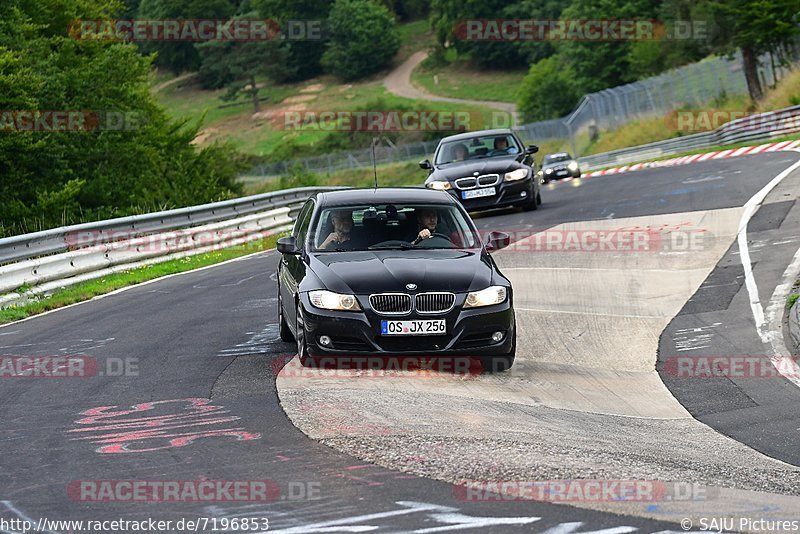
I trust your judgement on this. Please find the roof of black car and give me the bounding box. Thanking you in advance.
[439,128,516,143]
[316,187,456,206]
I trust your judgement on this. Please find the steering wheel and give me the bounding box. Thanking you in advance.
[429,232,453,242]
[412,233,454,248]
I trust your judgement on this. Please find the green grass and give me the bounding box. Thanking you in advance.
[411,60,527,103]
[155,76,300,127]
[396,20,434,62]
[0,235,279,325]
[225,84,501,158]
[788,292,799,309]
[157,73,500,159]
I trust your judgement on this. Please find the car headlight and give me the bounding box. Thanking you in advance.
[544,168,553,174]
[567,161,579,171]
[504,169,528,182]
[309,290,361,311]
[427,180,452,190]
[464,286,507,308]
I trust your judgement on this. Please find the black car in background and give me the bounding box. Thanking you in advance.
[419,129,541,211]
[276,188,516,372]
[540,152,581,182]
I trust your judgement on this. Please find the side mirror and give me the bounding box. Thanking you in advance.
[419,159,432,170]
[525,145,539,155]
[484,231,511,252]
[276,236,300,255]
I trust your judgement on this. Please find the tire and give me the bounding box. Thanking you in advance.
[480,328,516,373]
[296,305,315,367]
[479,351,515,373]
[278,289,294,342]
[522,192,538,211]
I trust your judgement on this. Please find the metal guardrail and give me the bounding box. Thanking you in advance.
[0,187,338,265]
[579,105,800,170]
[0,186,342,307]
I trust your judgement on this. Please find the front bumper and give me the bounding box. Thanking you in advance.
[447,177,535,211]
[543,167,580,180]
[299,292,514,358]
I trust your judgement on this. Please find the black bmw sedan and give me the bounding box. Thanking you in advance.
[275,188,516,372]
[420,128,541,212]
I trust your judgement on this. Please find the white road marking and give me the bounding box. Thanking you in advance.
[738,149,800,387]
[1,501,60,534]
[763,246,800,387]
[540,525,637,534]
[681,175,724,184]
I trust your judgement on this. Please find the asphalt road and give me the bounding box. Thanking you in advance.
[1,150,799,533]
[658,157,800,465]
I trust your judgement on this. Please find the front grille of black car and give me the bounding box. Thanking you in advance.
[415,292,455,314]
[455,177,477,189]
[477,174,500,186]
[369,293,412,314]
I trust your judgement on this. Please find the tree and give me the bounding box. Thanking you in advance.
[254,0,334,81]
[321,0,400,81]
[554,0,661,93]
[0,0,245,237]
[517,56,581,122]
[196,13,293,112]
[429,0,525,68]
[704,0,800,101]
[136,0,235,73]
[429,0,573,69]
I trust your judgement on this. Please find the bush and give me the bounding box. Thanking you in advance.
[517,56,581,122]
[321,0,401,81]
[0,0,245,237]
[279,164,320,189]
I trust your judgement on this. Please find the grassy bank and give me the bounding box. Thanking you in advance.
[0,235,279,325]
[411,58,526,104]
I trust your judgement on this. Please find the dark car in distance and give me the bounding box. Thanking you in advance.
[275,188,516,372]
[419,129,541,212]
[540,152,581,182]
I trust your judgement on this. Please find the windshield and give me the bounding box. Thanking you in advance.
[435,134,521,165]
[311,203,481,251]
[543,153,572,164]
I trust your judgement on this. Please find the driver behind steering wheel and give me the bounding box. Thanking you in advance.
[408,207,440,243]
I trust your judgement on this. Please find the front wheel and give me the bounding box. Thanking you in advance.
[278,289,294,342]
[479,351,515,373]
[296,305,315,367]
[522,192,538,211]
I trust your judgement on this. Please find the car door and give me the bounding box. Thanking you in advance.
[279,199,315,328]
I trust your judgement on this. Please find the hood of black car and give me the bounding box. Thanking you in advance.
[307,249,495,295]
[427,157,524,183]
